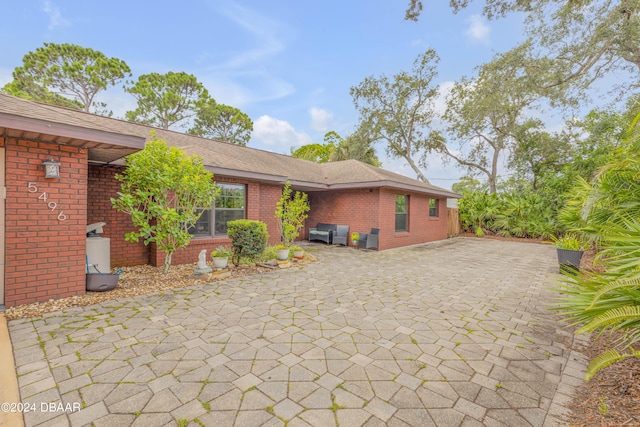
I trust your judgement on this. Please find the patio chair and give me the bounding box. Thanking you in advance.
[332,225,349,246]
[309,223,336,244]
[356,232,368,249]
[366,228,380,250]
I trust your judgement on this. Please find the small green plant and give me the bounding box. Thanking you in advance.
[265,405,275,415]
[552,234,588,251]
[496,382,503,389]
[201,401,211,411]
[177,419,190,427]
[211,246,231,258]
[275,181,310,247]
[597,397,608,416]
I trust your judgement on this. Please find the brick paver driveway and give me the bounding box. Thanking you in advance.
[9,238,587,426]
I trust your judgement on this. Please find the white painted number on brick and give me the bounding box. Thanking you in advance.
[27,182,67,221]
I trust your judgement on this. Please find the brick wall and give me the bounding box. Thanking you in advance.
[87,165,149,267]
[305,188,448,250]
[378,188,447,250]
[151,178,283,267]
[306,189,380,245]
[4,138,87,307]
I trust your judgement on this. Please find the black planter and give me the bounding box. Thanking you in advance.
[556,249,584,274]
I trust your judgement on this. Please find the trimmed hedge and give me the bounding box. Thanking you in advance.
[227,220,269,266]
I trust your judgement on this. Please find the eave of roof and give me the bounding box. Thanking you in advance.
[0,112,145,149]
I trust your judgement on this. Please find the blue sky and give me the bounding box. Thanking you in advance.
[1,1,531,189]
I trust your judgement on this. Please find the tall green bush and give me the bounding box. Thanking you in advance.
[275,181,310,247]
[227,220,268,266]
[111,133,216,274]
[556,116,640,379]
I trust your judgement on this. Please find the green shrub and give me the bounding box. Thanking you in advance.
[555,115,640,379]
[227,220,268,266]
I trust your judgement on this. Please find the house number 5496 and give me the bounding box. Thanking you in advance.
[28,182,67,221]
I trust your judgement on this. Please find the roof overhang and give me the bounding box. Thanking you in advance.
[207,166,288,184]
[0,112,145,163]
[326,180,461,198]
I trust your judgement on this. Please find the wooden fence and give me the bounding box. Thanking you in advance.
[447,208,460,236]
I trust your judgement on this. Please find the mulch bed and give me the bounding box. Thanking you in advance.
[4,255,316,321]
[567,334,640,426]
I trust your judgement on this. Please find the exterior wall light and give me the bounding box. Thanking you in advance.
[43,158,61,179]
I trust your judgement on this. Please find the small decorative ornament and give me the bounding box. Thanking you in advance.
[193,249,212,277]
[43,158,61,179]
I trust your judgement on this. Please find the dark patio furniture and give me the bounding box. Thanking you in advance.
[332,225,349,246]
[309,223,336,244]
[366,228,380,250]
[356,232,368,249]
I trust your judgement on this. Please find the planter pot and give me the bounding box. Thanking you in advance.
[212,256,228,269]
[277,248,290,261]
[557,249,584,273]
[293,250,305,260]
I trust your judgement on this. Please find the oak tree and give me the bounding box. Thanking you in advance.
[350,49,441,182]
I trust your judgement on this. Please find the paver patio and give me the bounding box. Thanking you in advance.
[9,238,588,426]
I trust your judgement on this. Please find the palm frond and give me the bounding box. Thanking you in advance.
[578,306,640,334]
[585,348,640,381]
[588,276,640,309]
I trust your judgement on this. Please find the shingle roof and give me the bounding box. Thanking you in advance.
[0,93,459,198]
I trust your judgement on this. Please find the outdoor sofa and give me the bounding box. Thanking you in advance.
[309,223,337,244]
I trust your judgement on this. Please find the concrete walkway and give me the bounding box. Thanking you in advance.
[8,238,588,426]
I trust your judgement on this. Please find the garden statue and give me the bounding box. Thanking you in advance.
[193,249,212,276]
[197,249,208,269]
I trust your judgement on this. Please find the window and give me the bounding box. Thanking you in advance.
[190,184,246,237]
[395,194,408,232]
[429,198,439,217]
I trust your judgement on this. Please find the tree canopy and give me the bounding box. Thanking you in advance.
[3,42,130,113]
[189,98,253,146]
[351,49,441,182]
[125,71,208,129]
[440,45,542,192]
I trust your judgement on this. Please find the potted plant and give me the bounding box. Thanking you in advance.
[351,232,359,246]
[291,245,305,260]
[553,234,588,273]
[276,244,290,261]
[211,246,231,269]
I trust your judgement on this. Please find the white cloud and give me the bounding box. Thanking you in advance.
[253,115,313,150]
[309,107,333,132]
[42,0,70,30]
[465,15,490,45]
[433,81,455,116]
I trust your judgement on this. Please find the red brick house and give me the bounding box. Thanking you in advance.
[0,93,459,307]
